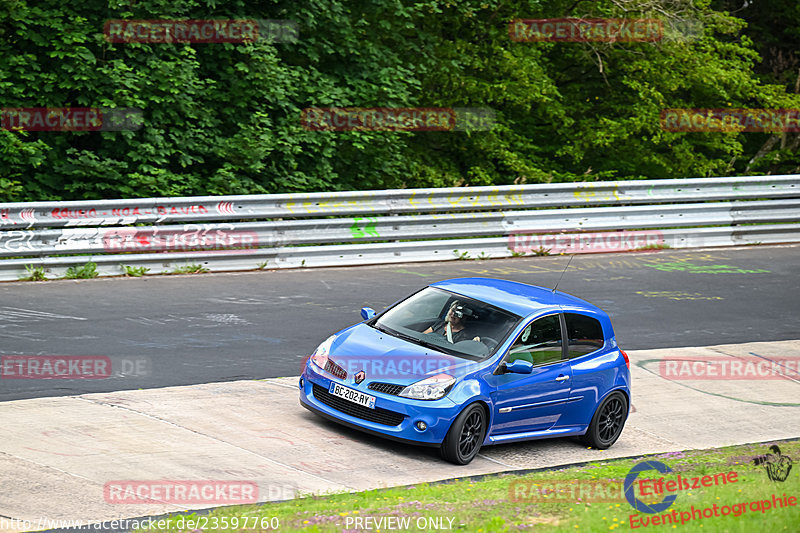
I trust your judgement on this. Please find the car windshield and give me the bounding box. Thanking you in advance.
[372,287,521,360]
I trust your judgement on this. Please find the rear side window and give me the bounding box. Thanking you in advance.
[565,313,604,358]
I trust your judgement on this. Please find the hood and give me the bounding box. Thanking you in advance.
[327,323,485,383]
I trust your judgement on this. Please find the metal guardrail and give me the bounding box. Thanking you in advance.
[2,175,798,227]
[1,176,799,280]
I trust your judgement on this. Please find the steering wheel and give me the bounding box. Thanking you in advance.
[479,336,499,351]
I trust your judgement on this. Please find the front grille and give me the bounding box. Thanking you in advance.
[325,359,347,379]
[312,384,405,426]
[368,382,405,396]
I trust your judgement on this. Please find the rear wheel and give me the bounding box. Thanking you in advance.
[581,391,628,449]
[441,403,486,465]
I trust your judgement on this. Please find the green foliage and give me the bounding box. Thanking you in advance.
[64,262,98,279]
[634,243,671,251]
[122,264,150,277]
[1,0,799,202]
[171,263,208,274]
[132,440,800,533]
[20,264,47,281]
[533,246,551,256]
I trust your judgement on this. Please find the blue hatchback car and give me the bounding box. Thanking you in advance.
[299,278,630,464]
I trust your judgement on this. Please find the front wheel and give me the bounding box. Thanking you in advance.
[441,403,486,465]
[581,391,628,449]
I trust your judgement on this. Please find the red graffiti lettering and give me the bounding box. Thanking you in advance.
[153,205,209,216]
[111,207,143,217]
[102,229,258,253]
[50,208,98,219]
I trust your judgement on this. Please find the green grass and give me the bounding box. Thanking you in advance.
[122,265,150,277]
[19,264,47,281]
[171,263,209,274]
[134,440,799,532]
[532,245,552,256]
[64,262,98,279]
[633,244,671,252]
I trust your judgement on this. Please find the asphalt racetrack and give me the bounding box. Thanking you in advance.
[1,245,798,401]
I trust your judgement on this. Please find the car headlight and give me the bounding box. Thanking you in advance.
[310,335,336,369]
[399,373,455,400]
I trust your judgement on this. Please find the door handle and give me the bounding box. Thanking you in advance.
[555,375,570,381]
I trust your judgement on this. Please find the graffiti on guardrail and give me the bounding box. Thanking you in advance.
[49,204,210,220]
[0,204,217,226]
[103,227,259,253]
[2,177,799,279]
[0,230,36,252]
[350,217,379,238]
[0,225,269,255]
[573,183,621,203]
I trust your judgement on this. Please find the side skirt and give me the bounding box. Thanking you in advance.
[484,426,587,445]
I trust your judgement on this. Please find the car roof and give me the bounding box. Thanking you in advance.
[430,277,604,318]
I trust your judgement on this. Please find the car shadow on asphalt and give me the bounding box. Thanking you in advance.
[297,410,445,462]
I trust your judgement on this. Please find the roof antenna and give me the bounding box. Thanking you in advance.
[552,254,575,294]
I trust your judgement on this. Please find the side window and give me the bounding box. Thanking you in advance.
[565,313,605,358]
[506,314,563,367]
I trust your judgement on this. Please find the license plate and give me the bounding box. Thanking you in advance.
[328,382,376,409]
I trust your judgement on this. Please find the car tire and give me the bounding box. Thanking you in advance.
[580,391,628,449]
[440,403,486,465]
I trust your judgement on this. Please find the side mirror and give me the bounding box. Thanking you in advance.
[361,307,376,320]
[505,359,534,374]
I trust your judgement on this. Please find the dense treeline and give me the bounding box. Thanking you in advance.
[1,0,798,201]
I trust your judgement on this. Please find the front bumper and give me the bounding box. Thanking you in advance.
[299,361,462,446]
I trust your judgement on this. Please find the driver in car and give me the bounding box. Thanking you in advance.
[423,300,481,344]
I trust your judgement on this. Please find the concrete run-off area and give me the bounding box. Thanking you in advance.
[1,340,799,531]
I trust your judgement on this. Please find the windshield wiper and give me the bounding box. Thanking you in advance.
[411,336,459,356]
